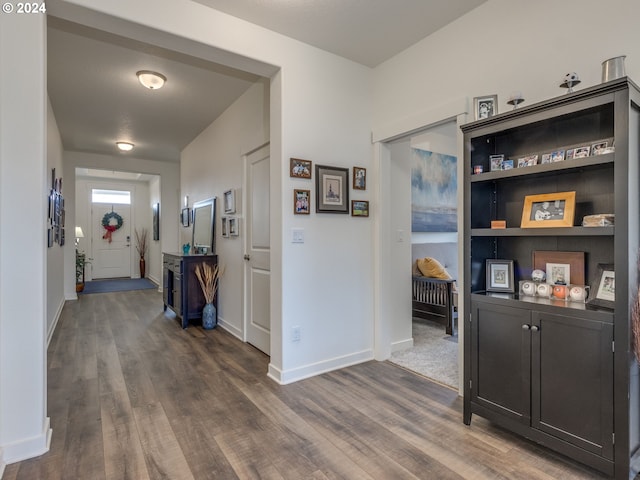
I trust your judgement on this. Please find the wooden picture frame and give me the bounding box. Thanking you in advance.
[223,189,235,214]
[181,207,191,227]
[315,164,349,214]
[486,259,514,293]
[290,158,312,179]
[474,94,498,120]
[588,263,615,309]
[293,189,310,215]
[520,191,576,228]
[351,200,369,217]
[532,250,585,285]
[353,167,366,190]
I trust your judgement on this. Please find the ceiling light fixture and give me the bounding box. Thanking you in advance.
[136,70,166,90]
[116,141,134,152]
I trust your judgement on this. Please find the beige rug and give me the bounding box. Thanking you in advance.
[389,319,458,389]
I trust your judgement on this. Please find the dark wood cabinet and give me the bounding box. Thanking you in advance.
[163,253,218,328]
[462,77,640,479]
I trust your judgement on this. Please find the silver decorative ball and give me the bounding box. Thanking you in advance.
[565,72,579,83]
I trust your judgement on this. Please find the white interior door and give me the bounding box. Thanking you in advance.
[91,203,132,279]
[244,144,270,354]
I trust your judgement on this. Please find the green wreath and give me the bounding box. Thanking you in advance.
[101,211,123,242]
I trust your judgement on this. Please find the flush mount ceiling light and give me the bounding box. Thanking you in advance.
[136,70,166,90]
[116,141,134,152]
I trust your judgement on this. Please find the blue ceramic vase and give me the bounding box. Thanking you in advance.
[202,302,216,330]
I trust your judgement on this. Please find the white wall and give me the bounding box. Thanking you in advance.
[373,0,640,133]
[46,99,66,344]
[75,177,153,282]
[64,152,180,299]
[0,11,50,469]
[181,80,270,339]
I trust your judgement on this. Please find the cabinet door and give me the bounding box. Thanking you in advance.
[471,301,531,424]
[173,273,182,314]
[531,312,613,459]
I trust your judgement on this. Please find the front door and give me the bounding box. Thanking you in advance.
[91,203,132,279]
[244,144,270,354]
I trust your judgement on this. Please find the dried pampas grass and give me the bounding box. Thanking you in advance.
[195,263,224,304]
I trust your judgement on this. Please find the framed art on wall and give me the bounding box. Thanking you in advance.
[293,189,310,215]
[181,208,191,227]
[351,200,369,217]
[315,164,349,213]
[153,203,160,240]
[290,158,312,179]
[223,189,235,214]
[353,167,366,190]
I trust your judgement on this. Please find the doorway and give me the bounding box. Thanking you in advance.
[385,120,461,389]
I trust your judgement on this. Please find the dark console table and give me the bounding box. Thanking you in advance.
[162,253,218,328]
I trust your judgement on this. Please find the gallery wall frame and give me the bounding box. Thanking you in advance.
[315,164,349,214]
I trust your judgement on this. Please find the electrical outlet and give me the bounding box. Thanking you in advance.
[292,326,301,342]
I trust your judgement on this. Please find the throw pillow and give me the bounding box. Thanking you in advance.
[416,257,452,280]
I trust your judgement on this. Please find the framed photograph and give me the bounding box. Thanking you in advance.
[47,227,53,248]
[546,262,570,285]
[351,200,369,217]
[221,217,229,238]
[520,191,576,228]
[573,146,591,159]
[532,250,585,285]
[517,154,538,167]
[152,203,160,241]
[229,217,239,236]
[551,150,565,162]
[490,154,504,171]
[588,263,615,309]
[502,159,514,170]
[591,141,608,155]
[474,95,498,120]
[353,166,366,190]
[290,158,312,179]
[486,259,515,293]
[223,189,236,214]
[293,189,310,215]
[540,153,552,164]
[181,207,191,227]
[315,164,349,214]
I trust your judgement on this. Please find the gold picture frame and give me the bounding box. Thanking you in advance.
[520,191,576,228]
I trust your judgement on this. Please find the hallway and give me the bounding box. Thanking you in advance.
[4,289,606,479]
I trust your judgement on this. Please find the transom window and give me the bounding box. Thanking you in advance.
[91,189,131,204]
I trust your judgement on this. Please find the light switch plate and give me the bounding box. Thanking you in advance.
[292,228,304,243]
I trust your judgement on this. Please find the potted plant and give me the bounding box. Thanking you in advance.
[75,251,91,292]
[135,228,148,278]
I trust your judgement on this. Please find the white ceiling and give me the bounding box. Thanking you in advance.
[47,1,486,168]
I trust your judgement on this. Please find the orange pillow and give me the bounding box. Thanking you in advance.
[416,257,452,280]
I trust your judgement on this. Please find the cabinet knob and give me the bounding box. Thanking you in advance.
[531,325,540,332]
[244,254,251,261]
[522,324,531,330]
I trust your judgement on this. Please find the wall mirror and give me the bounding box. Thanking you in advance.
[192,197,216,254]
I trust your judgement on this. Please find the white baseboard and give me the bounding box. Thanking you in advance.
[216,317,242,340]
[47,298,65,347]
[268,349,374,385]
[391,337,414,353]
[1,417,51,465]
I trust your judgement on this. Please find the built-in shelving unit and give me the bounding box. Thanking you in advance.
[462,77,640,479]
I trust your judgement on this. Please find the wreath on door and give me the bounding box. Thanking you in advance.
[101,211,123,243]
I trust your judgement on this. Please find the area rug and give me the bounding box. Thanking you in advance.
[80,278,157,294]
[389,319,458,389]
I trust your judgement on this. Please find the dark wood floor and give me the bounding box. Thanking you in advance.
[4,288,609,479]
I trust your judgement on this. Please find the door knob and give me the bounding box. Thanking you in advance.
[244,254,251,261]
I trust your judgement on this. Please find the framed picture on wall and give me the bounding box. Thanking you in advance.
[181,208,191,227]
[315,164,349,214]
[293,189,310,214]
[353,167,366,190]
[223,189,236,214]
